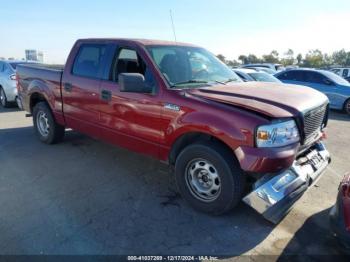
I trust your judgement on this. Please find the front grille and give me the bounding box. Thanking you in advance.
[303,104,328,144]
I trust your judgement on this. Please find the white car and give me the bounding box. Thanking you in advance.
[0,60,32,108]
[330,67,350,79]
[234,68,282,83]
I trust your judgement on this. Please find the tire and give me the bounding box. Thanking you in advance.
[344,99,350,115]
[33,102,65,144]
[0,87,10,108]
[175,141,245,215]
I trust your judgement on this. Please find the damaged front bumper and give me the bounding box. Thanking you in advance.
[243,141,331,224]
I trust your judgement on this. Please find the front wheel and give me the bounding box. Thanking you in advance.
[344,99,350,115]
[175,141,245,215]
[0,87,10,108]
[33,102,65,144]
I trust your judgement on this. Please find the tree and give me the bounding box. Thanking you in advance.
[238,55,248,64]
[296,54,303,65]
[262,50,279,63]
[247,54,261,63]
[281,49,295,66]
[303,49,324,68]
[322,53,333,68]
[226,60,240,67]
[332,49,348,66]
[216,54,226,63]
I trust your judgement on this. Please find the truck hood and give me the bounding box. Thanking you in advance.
[187,82,329,118]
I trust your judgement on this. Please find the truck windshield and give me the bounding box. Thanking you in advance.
[147,46,241,88]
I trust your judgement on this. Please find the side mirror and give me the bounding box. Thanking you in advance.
[323,78,334,86]
[119,73,152,93]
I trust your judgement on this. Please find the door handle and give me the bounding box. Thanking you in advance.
[101,89,112,101]
[64,83,73,92]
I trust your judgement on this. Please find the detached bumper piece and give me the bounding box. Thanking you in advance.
[243,142,331,224]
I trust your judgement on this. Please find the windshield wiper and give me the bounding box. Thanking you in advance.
[211,80,226,85]
[171,79,209,87]
[171,78,238,88]
[224,78,238,84]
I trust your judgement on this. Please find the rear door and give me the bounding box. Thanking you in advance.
[61,42,111,138]
[98,44,162,158]
[277,70,306,85]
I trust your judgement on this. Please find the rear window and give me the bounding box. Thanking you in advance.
[72,44,107,79]
[276,70,305,81]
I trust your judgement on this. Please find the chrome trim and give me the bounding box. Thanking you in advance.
[243,141,330,215]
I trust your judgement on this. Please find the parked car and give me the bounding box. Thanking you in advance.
[242,63,285,72]
[275,69,350,115]
[245,67,276,75]
[330,68,350,79]
[17,38,331,223]
[232,69,254,82]
[0,60,33,108]
[234,68,281,83]
[330,173,350,251]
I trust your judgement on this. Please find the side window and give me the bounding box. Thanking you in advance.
[110,48,156,89]
[276,71,288,80]
[72,44,107,79]
[343,69,349,77]
[305,72,327,84]
[278,71,304,81]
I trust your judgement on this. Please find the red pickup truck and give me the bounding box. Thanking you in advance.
[17,38,331,223]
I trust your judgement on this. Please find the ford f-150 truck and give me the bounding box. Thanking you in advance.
[17,38,331,223]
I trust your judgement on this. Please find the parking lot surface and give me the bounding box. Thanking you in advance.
[0,107,349,258]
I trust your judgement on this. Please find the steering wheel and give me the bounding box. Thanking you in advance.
[193,69,209,80]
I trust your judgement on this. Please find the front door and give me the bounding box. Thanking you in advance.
[99,45,162,158]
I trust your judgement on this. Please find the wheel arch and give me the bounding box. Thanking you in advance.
[168,131,239,166]
[343,97,350,113]
[29,92,49,113]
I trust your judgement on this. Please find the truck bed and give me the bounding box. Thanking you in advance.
[17,63,65,115]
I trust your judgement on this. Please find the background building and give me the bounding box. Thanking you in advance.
[25,50,44,62]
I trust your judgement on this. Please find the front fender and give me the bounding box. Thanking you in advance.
[170,111,252,148]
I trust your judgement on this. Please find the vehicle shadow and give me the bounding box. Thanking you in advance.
[329,110,350,122]
[0,106,21,113]
[278,208,348,261]
[0,126,275,256]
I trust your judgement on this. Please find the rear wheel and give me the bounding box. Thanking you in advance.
[0,87,10,108]
[175,141,245,215]
[344,99,350,115]
[33,102,65,144]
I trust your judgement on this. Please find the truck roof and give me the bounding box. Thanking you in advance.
[77,38,198,47]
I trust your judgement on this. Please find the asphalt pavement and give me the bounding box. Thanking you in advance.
[0,107,349,259]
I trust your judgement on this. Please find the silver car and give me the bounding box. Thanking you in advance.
[0,60,32,108]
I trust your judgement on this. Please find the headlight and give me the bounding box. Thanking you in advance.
[256,119,300,147]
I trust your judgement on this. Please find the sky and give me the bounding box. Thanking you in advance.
[1,0,350,64]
